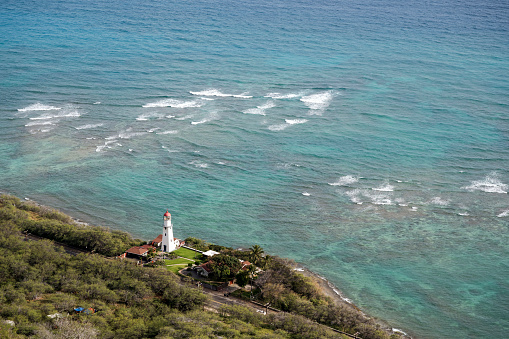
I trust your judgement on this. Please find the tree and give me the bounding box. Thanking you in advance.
[235,270,250,287]
[249,245,264,266]
[209,254,242,281]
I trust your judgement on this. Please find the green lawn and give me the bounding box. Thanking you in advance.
[166,264,188,274]
[164,258,194,265]
[173,247,202,260]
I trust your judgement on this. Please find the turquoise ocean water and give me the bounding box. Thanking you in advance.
[1,0,508,337]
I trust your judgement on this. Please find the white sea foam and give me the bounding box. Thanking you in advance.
[268,118,307,131]
[18,103,61,112]
[497,209,509,218]
[264,92,302,99]
[372,181,394,192]
[458,212,470,216]
[268,123,289,131]
[428,197,449,206]
[392,328,408,336]
[75,123,104,130]
[136,112,164,121]
[463,172,508,194]
[29,109,81,121]
[142,99,202,108]
[118,130,146,139]
[25,121,55,127]
[156,130,179,135]
[345,188,392,205]
[93,102,101,105]
[96,139,118,152]
[302,192,311,196]
[175,115,194,120]
[243,101,275,115]
[190,88,252,98]
[329,175,359,186]
[285,118,308,125]
[191,119,208,125]
[147,128,160,133]
[300,91,334,114]
[189,160,208,168]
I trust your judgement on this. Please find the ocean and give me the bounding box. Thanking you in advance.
[1,0,508,337]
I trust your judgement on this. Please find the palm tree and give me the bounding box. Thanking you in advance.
[249,244,264,265]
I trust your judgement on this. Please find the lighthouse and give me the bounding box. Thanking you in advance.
[161,210,176,253]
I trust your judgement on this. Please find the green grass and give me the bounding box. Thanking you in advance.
[166,265,188,274]
[164,258,194,265]
[173,247,202,260]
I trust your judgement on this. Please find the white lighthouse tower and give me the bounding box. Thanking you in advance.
[161,210,176,253]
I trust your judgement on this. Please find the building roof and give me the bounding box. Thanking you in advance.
[164,210,171,217]
[198,263,212,272]
[203,250,220,257]
[126,246,149,255]
[152,234,163,243]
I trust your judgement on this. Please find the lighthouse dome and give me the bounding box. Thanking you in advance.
[164,210,171,217]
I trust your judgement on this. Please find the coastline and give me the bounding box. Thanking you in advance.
[296,265,410,338]
[2,191,410,338]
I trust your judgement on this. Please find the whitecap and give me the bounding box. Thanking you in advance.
[411,206,418,211]
[175,115,194,120]
[29,108,81,121]
[119,131,146,139]
[285,118,308,125]
[136,112,164,121]
[18,103,61,112]
[346,188,392,205]
[497,209,509,218]
[268,123,289,131]
[302,192,311,196]
[75,123,104,130]
[328,175,359,186]
[243,101,275,115]
[96,139,118,152]
[191,119,207,125]
[458,212,469,216]
[93,102,101,105]
[25,121,55,127]
[189,160,208,168]
[428,197,449,206]
[300,91,334,113]
[463,172,508,194]
[190,88,252,98]
[147,128,160,133]
[142,99,202,108]
[264,92,302,99]
[156,130,179,135]
[372,181,394,192]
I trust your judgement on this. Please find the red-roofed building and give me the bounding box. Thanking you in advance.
[195,262,213,278]
[125,245,156,258]
[241,261,251,271]
[150,234,163,247]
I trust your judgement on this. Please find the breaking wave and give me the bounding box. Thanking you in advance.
[264,92,302,99]
[243,101,275,115]
[463,172,508,194]
[75,123,104,130]
[18,103,61,112]
[190,88,252,98]
[300,91,334,113]
[142,99,202,108]
[328,175,359,186]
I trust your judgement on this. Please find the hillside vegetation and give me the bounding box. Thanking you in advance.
[0,194,399,338]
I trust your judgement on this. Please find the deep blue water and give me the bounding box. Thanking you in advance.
[1,1,508,337]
